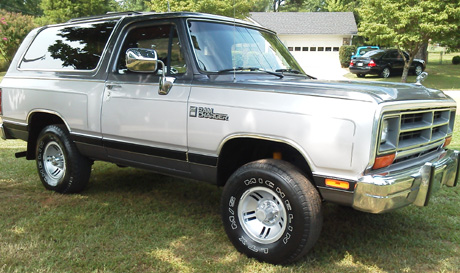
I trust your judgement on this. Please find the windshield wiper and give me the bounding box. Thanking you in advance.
[217,67,283,79]
[276,68,316,79]
[275,68,303,74]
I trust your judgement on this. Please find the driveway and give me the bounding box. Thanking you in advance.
[304,66,349,80]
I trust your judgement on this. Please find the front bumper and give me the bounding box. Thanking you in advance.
[353,149,459,213]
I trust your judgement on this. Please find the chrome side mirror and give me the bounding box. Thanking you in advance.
[125,48,175,95]
[126,48,158,72]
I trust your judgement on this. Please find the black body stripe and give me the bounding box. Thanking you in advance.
[69,133,218,166]
[71,133,103,146]
[103,139,187,161]
[3,122,28,132]
[188,153,218,166]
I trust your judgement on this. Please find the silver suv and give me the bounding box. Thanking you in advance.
[0,12,458,264]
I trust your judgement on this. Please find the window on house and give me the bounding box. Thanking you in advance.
[302,47,308,51]
[333,47,339,51]
[310,47,316,51]
[326,47,332,52]
[288,47,293,51]
[295,47,301,51]
[318,47,324,51]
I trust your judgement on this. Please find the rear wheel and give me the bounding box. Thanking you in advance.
[36,125,92,193]
[221,159,323,264]
[380,67,391,78]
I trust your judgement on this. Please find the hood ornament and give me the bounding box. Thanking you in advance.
[415,72,428,86]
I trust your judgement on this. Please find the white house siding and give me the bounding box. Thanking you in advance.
[279,34,347,77]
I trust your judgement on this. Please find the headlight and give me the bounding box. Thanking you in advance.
[380,119,389,144]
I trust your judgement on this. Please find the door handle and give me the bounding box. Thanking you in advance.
[106,84,122,90]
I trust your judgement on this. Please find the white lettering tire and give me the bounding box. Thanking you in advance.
[221,159,322,264]
[36,125,92,193]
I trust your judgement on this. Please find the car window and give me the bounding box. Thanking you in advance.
[187,20,303,73]
[117,23,186,76]
[362,50,385,58]
[385,51,399,59]
[20,21,117,71]
[359,48,377,55]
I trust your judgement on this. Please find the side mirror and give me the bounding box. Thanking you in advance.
[126,48,158,72]
[125,48,175,95]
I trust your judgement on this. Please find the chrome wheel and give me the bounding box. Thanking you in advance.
[43,141,66,186]
[238,186,287,244]
[381,67,390,78]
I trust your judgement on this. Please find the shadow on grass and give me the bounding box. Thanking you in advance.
[1,148,458,271]
[70,162,459,272]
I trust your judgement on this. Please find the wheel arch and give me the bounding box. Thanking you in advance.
[25,110,68,160]
[216,135,314,187]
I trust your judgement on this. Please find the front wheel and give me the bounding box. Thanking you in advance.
[221,159,323,264]
[36,125,92,193]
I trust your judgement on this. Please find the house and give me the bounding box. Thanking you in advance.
[249,12,358,77]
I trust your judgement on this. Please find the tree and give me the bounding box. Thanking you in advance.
[0,0,42,16]
[358,0,460,82]
[39,0,119,24]
[117,0,149,12]
[0,10,36,63]
[147,0,259,19]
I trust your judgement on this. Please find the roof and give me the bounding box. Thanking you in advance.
[249,12,358,35]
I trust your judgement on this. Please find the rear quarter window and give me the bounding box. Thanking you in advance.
[19,20,117,71]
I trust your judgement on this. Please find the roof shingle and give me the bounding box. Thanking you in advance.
[249,12,358,35]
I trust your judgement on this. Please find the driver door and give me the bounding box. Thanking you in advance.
[101,22,191,174]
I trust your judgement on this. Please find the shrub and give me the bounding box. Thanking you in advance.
[452,56,460,65]
[0,10,37,64]
[339,45,356,68]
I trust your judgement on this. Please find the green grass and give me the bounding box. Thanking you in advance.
[344,63,460,90]
[428,52,460,65]
[1,124,460,272]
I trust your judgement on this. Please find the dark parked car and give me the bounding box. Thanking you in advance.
[349,49,425,78]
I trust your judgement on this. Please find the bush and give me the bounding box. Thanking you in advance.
[0,10,37,63]
[452,56,460,65]
[339,45,356,68]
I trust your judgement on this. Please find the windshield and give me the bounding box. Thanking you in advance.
[187,20,304,74]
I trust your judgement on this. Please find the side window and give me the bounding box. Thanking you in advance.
[117,24,186,76]
[386,51,398,59]
[20,21,117,71]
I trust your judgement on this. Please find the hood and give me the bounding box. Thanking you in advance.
[238,77,452,104]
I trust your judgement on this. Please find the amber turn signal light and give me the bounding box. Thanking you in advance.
[325,179,350,190]
[372,153,395,169]
[443,136,452,147]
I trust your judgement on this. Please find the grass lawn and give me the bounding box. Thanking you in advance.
[1,126,460,271]
[344,63,460,90]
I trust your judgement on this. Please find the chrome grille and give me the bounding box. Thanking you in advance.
[378,108,456,160]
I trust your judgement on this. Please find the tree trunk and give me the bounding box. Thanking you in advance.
[401,57,415,83]
[401,64,409,83]
[415,43,429,63]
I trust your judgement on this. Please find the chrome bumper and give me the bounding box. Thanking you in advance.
[353,149,459,213]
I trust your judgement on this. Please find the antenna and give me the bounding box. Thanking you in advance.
[233,0,236,82]
[167,1,171,12]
